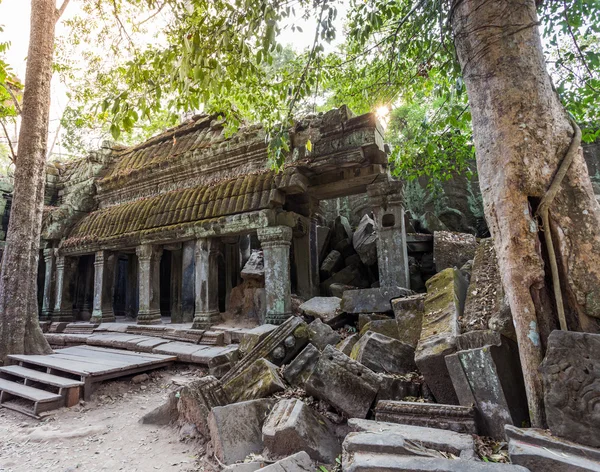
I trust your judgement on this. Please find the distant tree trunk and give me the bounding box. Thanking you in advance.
[452,0,600,428]
[0,0,70,364]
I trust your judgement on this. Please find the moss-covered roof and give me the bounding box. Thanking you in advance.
[63,171,277,248]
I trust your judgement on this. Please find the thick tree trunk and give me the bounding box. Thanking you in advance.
[452,0,600,427]
[0,0,64,363]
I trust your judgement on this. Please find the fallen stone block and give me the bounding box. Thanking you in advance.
[321,264,370,295]
[239,325,278,357]
[177,375,228,437]
[343,454,529,471]
[317,225,331,264]
[341,286,414,314]
[262,398,341,463]
[374,400,477,435]
[320,250,344,279]
[392,294,425,348]
[305,345,380,419]
[539,331,600,448]
[347,418,475,457]
[308,319,341,351]
[283,343,321,387]
[223,358,286,403]
[223,462,265,472]
[350,332,416,375]
[222,316,309,385]
[152,341,209,363]
[133,337,170,353]
[415,268,467,404]
[343,431,442,460]
[337,333,359,356]
[359,319,400,339]
[329,283,357,299]
[255,451,313,472]
[140,390,179,425]
[242,250,265,281]
[331,215,353,248]
[358,313,391,331]
[208,398,276,465]
[352,214,378,266]
[299,297,341,323]
[334,238,357,259]
[433,231,478,272]
[445,332,527,439]
[376,375,421,402]
[505,425,600,471]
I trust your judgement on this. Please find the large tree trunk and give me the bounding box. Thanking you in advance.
[452,0,600,427]
[0,0,68,363]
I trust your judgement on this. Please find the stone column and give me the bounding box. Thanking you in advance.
[80,257,95,320]
[136,244,163,325]
[367,176,410,288]
[126,253,138,318]
[223,237,241,311]
[91,250,116,324]
[41,248,55,320]
[192,237,221,329]
[170,248,183,323]
[181,240,196,323]
[257,226,293,325]
[53,254,77,322]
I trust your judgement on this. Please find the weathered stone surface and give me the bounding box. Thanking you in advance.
[329,283,357,299]
[337,333,359,356]
[352,214,378,266]
[223,463,265,472]
[462,239,515,341]
[505,425,600,471]
[358,313,391,331]
[376,375,421,402]
[321,264,370,295]
[228,279,267,322]
[299,297,341,323]
[283,343,321,387]
[351,332,416,374]
[359,319,400,339]
[239,325,278,357]
[415,268,468,404]
[341,286,414,314]
[445,333,528,439]
[320,250,344,279]
[344,454,529,471]
[174,375,228,437]
[241,250,265,280]
[347,419,475,456]
[317,225,331,264]
[140,390,179,425]
[263,399,341,463]
[305,345,381,419]
[392,294,425,348]
[208,398,276,465]
[331,215,354,248]
[374,401,477,435]
[256,451,314,472]
[223,358,287,403]
[539,331,600,448]
[222,317,309,385]
[308,319,341,351]
[433,231,478,272]
[343,431,441,460]
[335,238,357,259]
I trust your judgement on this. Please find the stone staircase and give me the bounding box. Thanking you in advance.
[0,365,83,418]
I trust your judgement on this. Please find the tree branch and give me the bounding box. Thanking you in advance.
[0,120,17,162]
[56,0,71,20]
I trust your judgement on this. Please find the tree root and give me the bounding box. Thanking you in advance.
[536,117,581,331]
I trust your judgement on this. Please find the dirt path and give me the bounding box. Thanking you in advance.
[0,366,210,472]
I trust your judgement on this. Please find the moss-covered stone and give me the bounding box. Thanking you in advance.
[222,357,286,403]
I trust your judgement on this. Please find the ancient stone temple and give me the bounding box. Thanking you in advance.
[37,106,409,328]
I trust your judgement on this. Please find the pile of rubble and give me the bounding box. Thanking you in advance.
[142,231,600,471]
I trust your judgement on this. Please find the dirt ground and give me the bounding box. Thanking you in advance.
[0,365,213,472]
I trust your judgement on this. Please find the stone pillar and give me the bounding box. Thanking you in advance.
[126,253,138,318]
[192,237,221,329]
[224,237,241,311]
[181,240,196,323]
[80,258,95,320]
[170,248,183,323]
[367,176,410,288]
[91,251,116,324]
[53,254,77,322]
[292,215,319,299]
[136,244,163,325]
[41,248,55,320]
[257,226,293,325]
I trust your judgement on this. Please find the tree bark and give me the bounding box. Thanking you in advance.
[452,0,600,428]
[0,0,65,363]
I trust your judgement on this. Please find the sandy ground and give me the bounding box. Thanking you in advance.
[0,365,212,472]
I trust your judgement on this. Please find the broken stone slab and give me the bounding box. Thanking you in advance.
[374,400,477,435]
[415,268,468,404]
[222,316,309,385]
[320,250,344,279]
[392,293,425,348]
[283,343,321,387]
[445,332,528,439]
[223,463,265,472]
[305,345,381,419]
[133,337,170,353]
[343,431,443,460]
[87,333,150,350]
[308,318,341,351]
[347,419,475,457]
[329,283,357,299]
[190,345,239,377]
[262,398,341,463]
[208,398,276,465]
[350,332,416,375]
[242,250,265,281]
[343,454,529,472]
[239,325,279,357]
[352,214,378,266]
[177,375,228,438]
[337,333,359,356]
[255,451,314,472]
[152,342,210,363]
[462,239,515,341]
[299,297,342,323]
[223,358,287,403]
[376,375,422,402]
[433,231,478,272]
[341,286,414,314]
[358,313,392,331]
[358,319,400,339]
[539,331,600,448]
[140,390,179,425]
